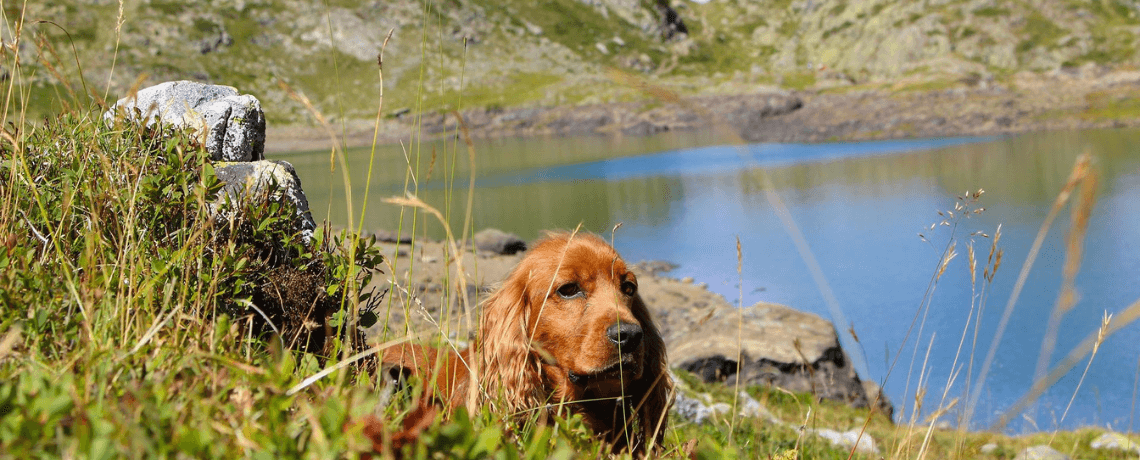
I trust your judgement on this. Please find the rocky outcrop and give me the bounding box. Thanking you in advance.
[668,302,894,420]
[106,81,312,242]
[105,80,266,162]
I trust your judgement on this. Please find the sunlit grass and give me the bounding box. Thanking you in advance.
[6,1,1140,459]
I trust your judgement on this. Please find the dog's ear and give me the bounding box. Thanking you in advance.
[477,269,542,414]
[630,294,673,455]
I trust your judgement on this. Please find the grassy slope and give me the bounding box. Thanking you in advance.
[2,113,1138,459]
[7,1,1140,458]
[18,0,1140,124]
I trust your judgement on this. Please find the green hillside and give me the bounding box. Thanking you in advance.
[18,0,1140,123]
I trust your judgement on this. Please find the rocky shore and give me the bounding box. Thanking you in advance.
[266,65,1140,153]
[362,230,894,419]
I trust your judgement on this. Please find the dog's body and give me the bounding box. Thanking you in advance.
[383,233,672,455]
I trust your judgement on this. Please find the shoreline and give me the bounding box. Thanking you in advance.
[266,68,1140,154]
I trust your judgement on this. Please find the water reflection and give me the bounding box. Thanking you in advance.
[290,128,1140,432]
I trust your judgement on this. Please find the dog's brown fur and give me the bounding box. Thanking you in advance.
[383,232,673,455]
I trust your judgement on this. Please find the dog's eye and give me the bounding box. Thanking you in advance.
[557,282,582,299]
[621,281,637,296]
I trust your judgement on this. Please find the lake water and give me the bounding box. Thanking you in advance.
[284,128,1140,433]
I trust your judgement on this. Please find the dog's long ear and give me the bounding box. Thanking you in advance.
[477,269,542,415]
[630,294,673,455]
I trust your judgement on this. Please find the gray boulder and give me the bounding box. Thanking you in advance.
[473,228,526,255]
[212,160,316,242]
[106,80,266,162]
[671,302,894,420]
[1013,446,1070,460]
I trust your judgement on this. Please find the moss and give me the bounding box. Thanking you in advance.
[782,71,816,90]
[891,78,961,93]
[419,72,563,112]
[1017,11,1068,53]
[1081,88,1140,120]
[778,19,800,37]
[822,21,854,40]
[1083,0,1140,24]
[973,6,1010,18]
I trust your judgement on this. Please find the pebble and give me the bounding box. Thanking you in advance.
[1090,432,1140,453]
[1012,445,1069,460]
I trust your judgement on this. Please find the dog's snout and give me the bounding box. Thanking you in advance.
[606,322,643,350]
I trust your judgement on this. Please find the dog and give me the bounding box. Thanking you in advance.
[383,232,673,456]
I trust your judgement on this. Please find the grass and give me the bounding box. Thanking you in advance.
[7,1,1140,459]
[1081,88,1140,120]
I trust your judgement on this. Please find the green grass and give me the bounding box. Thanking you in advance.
[1016,12,1068,54]
[8,1,1140,459]
[781,71,817,90]
[1081,88,1140,120]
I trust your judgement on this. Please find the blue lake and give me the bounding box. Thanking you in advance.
[288,128,1140,432]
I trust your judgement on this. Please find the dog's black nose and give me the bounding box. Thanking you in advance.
[606,322,643,351]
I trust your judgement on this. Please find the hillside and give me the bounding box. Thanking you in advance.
[18,0,1140,130]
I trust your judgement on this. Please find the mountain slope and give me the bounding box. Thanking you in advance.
[17,0,1140,124]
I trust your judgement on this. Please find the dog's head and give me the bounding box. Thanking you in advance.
[478,232,672,454]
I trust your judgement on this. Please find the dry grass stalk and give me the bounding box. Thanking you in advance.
[993,297,1140,430]
[1049,311,1112,444]
[967,152,1091,425]
[1034,163,1099,387]
[730,236,744,443]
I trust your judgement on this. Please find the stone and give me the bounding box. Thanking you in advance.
[106,81,266,162]
[980,443,998,454]
[810,428,878,454]
[672,302,892,418]
[374,229,415,244]
[1090,432,1140,453]
[212,160,316,242]
[1013,446,1070,460]
[672,392,719,424]
[472,228,526,255]
[736,391,779,424]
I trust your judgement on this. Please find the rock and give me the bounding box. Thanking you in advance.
[736,391,779,424]
[630,260,678,276]
[671,302,892,419]
[1090,432,1140,453]
[860,380,895,421]
[212,160,316,242]
[671,391,776,425]
[473,228,526,255]
[374,229,415,244]
[673,392,720,424]
[980,443,998,454]
[810,428,878,454]
[1013,446,1069,460]
[106,81,266,162]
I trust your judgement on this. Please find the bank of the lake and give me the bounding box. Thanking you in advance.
[266,68,1140,153]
